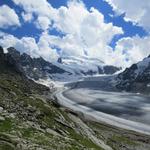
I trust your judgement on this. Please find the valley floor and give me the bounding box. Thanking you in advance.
[55,75,150,149]
[56,75,150,134]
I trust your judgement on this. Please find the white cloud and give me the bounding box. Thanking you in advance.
[53,0,88,34]
[12,0,54,16]
[3,0,150,67]
[21,12,33,22]
[35,16,51,31]
[105,0,150,31]
[38,1,123,62]
[12,0,56,31]
[10,0,123,65]
[39,33,86,57]
[4,30,146,68]
[0,32,59,61]
[0,5,20,29]
[109,36,150,67]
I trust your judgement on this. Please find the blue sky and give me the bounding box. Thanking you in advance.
[0,0,147,46]
[0,0,150,67]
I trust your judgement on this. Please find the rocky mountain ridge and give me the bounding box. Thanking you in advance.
[6,47,69,81]
[57,56,121,76]
[2,46,120,82]
[116,55,150,94]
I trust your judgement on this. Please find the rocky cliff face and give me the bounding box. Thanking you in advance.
[116,55,150,94]
[2,46,120,82]
[6,47,69,80]
[103,65,121,74]
[1,45,121,83]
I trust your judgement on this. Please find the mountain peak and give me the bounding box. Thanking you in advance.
[0,46,120,82]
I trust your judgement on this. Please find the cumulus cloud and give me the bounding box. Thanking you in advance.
[12,0,56,31]
[105,0,150,31]
[40,1,123,61]
[0,5,20,29]
[0,32,59,61]
[53,1,88,34]
[35,16,51,31]
[112,36,150,67]
[12,0,54,16]
[52,1,123,62]
[9,0,123,65]
[21,12,33,22]
[3,0,149,67]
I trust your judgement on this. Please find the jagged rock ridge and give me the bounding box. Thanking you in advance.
[6,47,69,80]
[116,55,150,94]
[1,46,121,82]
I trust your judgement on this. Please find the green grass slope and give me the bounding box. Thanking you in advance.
[0,47,150,150]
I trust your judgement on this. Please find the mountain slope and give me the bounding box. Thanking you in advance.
[6,47,70,81]
[0,46,106,149]
[4,47,120,83]
[116,55,150,94]
[1,46,150,150]
[56,56,120,75]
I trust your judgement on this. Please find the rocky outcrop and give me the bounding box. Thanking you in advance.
[0,46,4,57]
[5,47,68,80]
[1,46,121,84]
[103,65,120,74]
[116,55,150,94]
[57,57,62,64]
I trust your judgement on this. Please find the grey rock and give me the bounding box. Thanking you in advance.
[0,116,5,121]
[0,107,4,113]
[6,47,68,80]
[116,55,150,94]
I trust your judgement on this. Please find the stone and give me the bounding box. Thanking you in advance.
[0,107,4,113]
[0,116,5,121]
